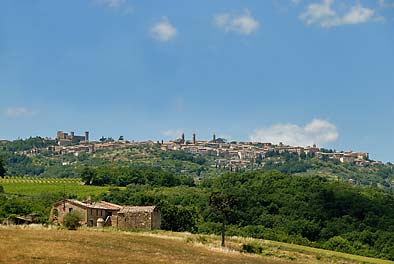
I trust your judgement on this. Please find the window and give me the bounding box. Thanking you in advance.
[69,208,73,213]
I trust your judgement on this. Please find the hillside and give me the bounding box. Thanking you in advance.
[1,227,393,264]
[2,139,394,261]
[3,172,394,261]
[1,137,394,189]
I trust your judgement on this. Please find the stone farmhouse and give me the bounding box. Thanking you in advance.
[50,198,161,230]
[110,206,161,230]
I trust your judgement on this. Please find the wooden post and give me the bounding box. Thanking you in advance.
[221,216,225,247]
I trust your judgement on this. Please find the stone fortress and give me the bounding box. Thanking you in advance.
[57,130,89,146]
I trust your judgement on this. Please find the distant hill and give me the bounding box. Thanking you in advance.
[1,137,393,189]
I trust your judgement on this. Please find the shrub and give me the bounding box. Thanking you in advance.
[63,211,83,230]
[242,242,264,254]
[324,236,355,254]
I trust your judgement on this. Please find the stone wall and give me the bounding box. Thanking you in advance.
[50,201,87,225]
[110,208,161,230]
[151,209,161,230]
[86,208,117,227]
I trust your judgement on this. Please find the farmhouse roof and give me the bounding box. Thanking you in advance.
[54,199,122,210]
[119,206,157,213]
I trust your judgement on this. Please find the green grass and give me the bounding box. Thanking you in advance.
[0,177,113,199]
[262,239,394,264]
[176,232,394,264]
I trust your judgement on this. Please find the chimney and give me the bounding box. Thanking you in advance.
[85,131,89,142]
[192,133,196,145]
[86,196,92,204]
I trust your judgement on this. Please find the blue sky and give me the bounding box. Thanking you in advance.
[0,0,393,161]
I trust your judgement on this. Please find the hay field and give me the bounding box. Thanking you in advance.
[1,227,393,264]
[0,227,285,264]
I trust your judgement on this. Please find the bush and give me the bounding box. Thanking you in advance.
[242,242,264,254]
[324,236,355,254]
[0,185,4,193]
[63,211,82,230]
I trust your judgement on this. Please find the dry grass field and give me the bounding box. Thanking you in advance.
[0,226,393,264]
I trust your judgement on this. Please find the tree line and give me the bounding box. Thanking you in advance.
[79,165,195,187]
[99,170,394,260]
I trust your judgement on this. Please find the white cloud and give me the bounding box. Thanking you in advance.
[299,0,336,27]
[341,4,375,24]
[151,17,177,42]
[214,9,260,35]
[5,107,34,118]
[249,119,339,147]
[300,0,376,28]
[162,129,183,138]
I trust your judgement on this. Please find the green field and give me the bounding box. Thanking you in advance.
[0,177,113,199]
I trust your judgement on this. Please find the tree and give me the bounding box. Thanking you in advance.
[160,204,197,232]
[79,167,96,185]
[63,211,83,230]
[0,157,6,178]
[209,191,236,247]
[118,136,124,141]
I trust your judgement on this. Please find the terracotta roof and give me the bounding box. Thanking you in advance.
[95,201,123,210]
[119,206,157,213]
[55,199,122,210]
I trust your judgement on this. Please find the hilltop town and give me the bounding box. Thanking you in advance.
[17,130,382,171]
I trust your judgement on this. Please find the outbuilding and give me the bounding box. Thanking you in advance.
[110,206,161,230]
